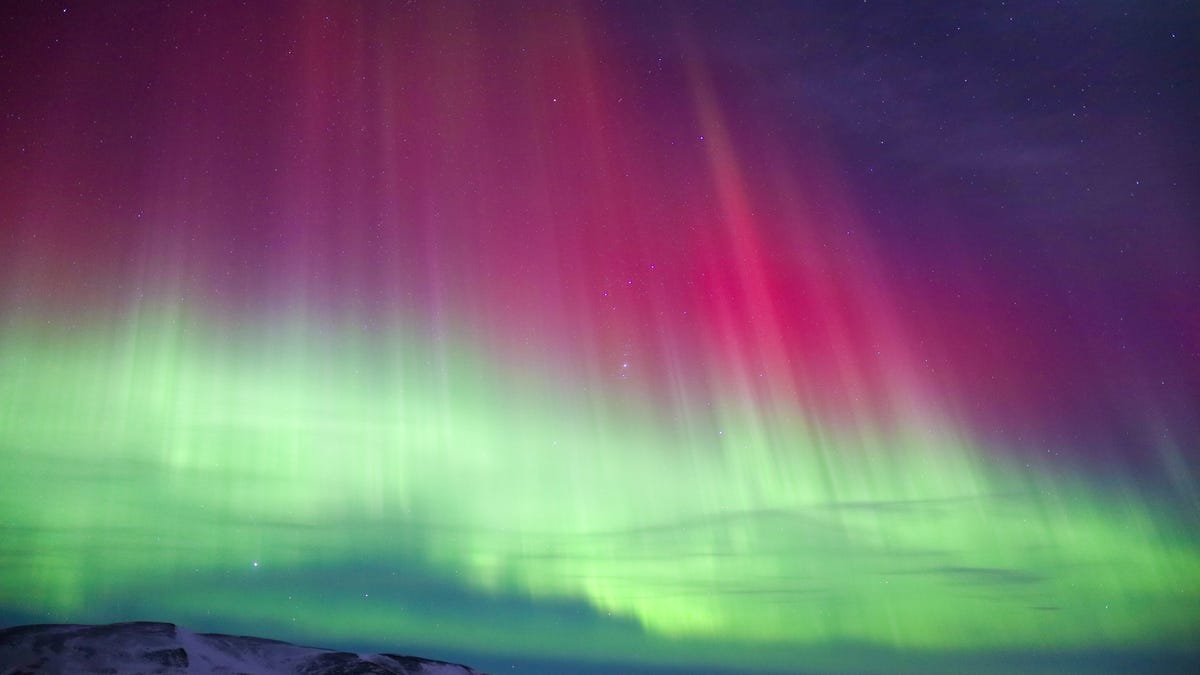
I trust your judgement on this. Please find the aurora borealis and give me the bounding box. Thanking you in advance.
[1,1,1198,673]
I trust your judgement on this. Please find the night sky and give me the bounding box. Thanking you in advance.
[1,1,1198,673]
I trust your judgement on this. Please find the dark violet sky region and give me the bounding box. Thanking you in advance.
[1,2,1198,673]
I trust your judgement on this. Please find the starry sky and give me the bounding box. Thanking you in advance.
[1,2,1198,673]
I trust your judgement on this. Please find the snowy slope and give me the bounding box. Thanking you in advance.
[0,621,487,674]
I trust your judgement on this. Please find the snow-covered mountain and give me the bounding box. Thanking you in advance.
[0,621,487,674]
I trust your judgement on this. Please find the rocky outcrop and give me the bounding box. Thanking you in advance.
[0,621,485,674]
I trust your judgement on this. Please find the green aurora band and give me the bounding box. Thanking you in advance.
[1,304,1197,672]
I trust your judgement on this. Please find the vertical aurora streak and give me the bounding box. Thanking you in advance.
[1,2,1198,673]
